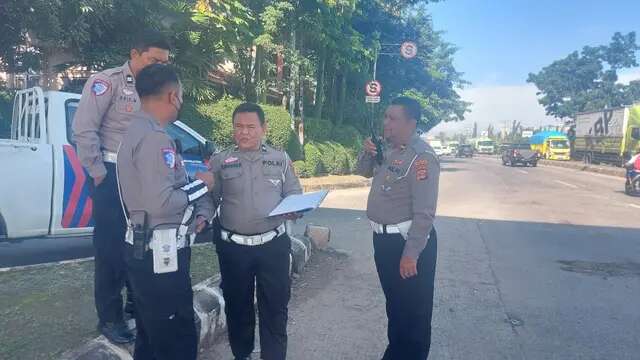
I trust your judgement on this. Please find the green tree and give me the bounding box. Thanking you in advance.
[528,32,639,119]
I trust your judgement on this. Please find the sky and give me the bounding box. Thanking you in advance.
[426,0,640,135]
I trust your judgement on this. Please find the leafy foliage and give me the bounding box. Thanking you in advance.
[528,32,640,119]
[2,0,470,176]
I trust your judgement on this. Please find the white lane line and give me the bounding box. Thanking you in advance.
[554,180,579,189]
[628,204,640,210]
[517,169,529,174]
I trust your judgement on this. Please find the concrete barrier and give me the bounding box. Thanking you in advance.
[305,225,331,250]
[60,234,314,360]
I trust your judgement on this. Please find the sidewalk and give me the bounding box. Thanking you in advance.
[300,175,371,192]
[538,159,626,177]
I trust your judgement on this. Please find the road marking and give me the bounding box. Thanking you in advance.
[554,180,579,189]
[517,169,529,174]
[628,204,640,210]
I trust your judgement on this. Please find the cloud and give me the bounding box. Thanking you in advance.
[617,67,640,85]
[430,84,559,136]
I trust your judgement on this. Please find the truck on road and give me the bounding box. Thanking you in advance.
[530,131,570,161]
[0,87,214,241]
[474,138,496,155]
[574,105,640,166]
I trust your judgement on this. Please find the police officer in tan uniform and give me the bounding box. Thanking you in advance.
[117,64,214,360]
[356,96,440,360]
[207,103,302,360]
[72,31,170,343]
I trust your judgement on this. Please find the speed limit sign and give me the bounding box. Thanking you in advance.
[365,80,382,96]
[400,41,418,59]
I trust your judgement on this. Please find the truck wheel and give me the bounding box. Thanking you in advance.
[531,162,537,167]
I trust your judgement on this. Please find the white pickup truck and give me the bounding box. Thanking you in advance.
[0,87,214,241]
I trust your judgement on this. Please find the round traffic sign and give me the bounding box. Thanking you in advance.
[365,80,382,96]
[400,41,418,59]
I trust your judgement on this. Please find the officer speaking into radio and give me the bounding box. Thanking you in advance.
[117,64,214,359]
[72,30,171,344]
[207,103,302,360]
[356,96,440,360]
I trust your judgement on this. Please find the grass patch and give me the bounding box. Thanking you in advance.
[0,245,219,360]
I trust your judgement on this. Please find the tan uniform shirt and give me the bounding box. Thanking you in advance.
[209,143,302,235]
[117,112,213,231]
[73,62,140,179]
[356,134,440,259]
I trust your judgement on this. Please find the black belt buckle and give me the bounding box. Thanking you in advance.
[382,224,388,234]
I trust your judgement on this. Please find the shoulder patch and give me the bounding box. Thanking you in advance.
[162,148,176,169]
[92,79,110,96]
[414,159,428,181]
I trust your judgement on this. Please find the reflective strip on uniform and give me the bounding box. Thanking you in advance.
[181,180,208,204]
[103,151,118,163]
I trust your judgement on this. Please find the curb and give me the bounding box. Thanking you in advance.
[59,234,314,360]
[302,179,371,192]
[539,159,626,178]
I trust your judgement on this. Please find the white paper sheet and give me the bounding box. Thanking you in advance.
[268,190,329,217]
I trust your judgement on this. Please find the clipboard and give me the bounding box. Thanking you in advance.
[268,190,329,217]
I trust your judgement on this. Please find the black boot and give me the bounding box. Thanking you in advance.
[124,299,136,320]
[98,321,135,344]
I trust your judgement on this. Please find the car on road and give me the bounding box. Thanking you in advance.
[502,143,538,167]
[447,141,459,154]
[456,144,474,158]
[427,139,447,157]
[0,87,214,241]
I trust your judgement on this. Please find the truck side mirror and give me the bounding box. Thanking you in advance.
[632,127,640,140]
[201,140,215,160]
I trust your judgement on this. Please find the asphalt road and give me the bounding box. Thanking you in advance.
[207,156,640,360]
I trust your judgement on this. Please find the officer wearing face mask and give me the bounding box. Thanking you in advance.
[117,64,214,360]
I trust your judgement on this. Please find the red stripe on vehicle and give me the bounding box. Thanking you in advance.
[77,196,93,228]
[61,145,86,228]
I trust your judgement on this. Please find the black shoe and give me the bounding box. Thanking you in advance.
[98,321,135,344]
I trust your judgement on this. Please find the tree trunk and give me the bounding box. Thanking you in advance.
[239,47,257,102]
[313,45,326,119]
[336,70,347,126]
[40,47,75,90]
[327,65,337,123]
[255,45,267,103]
[288,30,297,124]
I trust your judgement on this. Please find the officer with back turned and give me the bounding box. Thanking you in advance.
[117,64,214,359]
[356,96,440,360]
[72,30,171,344]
